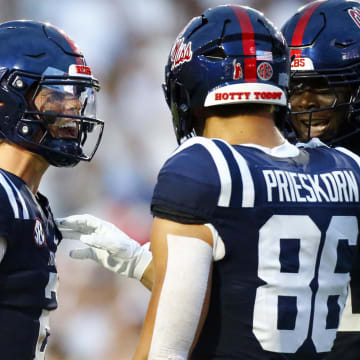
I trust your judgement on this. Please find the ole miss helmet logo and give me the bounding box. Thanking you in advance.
[170,37,192,70]
[34,218,46,247]
[348,7,360,29]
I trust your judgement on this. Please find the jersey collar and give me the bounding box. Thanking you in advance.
[240,140,300,158]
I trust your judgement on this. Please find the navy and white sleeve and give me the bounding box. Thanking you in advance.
[151,137,227,224]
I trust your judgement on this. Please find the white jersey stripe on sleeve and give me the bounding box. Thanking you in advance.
[0,172,19,218]
[218,140,255,208]
[170,137,232,207]
[1,172,29,220]
[336,147,360,169]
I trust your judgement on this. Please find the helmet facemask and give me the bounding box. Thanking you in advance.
[4,67,103,167]
[281,0,360,152]
[289,66,360,146]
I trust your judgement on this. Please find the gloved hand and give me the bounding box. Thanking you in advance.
[56,214,152,281]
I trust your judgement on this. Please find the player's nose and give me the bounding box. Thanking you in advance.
[296,90,319,110]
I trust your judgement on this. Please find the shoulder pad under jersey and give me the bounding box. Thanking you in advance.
[151,137,229,219]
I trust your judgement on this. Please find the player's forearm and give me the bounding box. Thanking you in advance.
[136,223,214,359]
[140,260,154,291]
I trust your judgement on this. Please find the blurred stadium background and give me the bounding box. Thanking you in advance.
[0,0,314,359]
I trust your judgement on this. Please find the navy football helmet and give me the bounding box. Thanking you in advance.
[0,20,103,167]
[163,5,290,144]
[282,0,360,151]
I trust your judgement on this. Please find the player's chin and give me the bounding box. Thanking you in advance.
[292,123,309,142]
[318,128,340,143]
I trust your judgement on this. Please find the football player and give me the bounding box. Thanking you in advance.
[281,1,360,359]
[59,4,360,359]
[0,20,103,359]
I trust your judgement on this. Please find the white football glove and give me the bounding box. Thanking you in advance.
[56,214,152,281]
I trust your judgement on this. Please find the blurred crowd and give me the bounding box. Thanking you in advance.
[0,0,312,359]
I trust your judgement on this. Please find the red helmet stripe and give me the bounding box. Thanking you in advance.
[62,33,82,65]
[290,0,327,59]
[230,6,257,82]
[51,25,83,65]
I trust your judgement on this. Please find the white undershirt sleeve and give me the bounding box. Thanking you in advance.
[148,234,213,360]
[204,223,225,261]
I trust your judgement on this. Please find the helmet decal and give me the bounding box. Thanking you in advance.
[348,7,360,28]
[170,37,193,70]
[204,83,286,107]
[256,50,273,62]
[290,57,315,70]
[233,60,243,80]
[257,62,273,81]
[230,5,257,82]
[68,64,92,77]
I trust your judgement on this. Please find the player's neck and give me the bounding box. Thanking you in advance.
[0,141,49,194]
[202,113,285,147]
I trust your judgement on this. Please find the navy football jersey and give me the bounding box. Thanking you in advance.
[151,137,360,360]
[324,254,360,360]
[0,169,61,360]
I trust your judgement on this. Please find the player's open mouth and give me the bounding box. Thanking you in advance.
[58,120,77,129]
[301,118,330,137]
[50,119,79,139]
